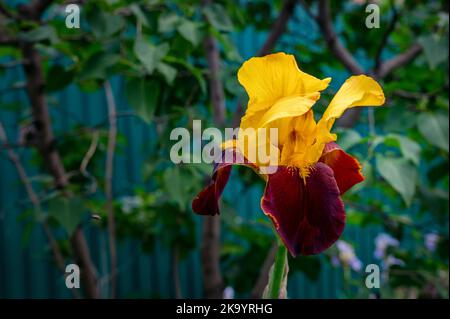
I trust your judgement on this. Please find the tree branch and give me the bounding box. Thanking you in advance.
[258,0,298,56]
[374,5,398,72]
[201,0,226,298]
[104,80,118,299]
[315,0,364,75]
[0,33,18,46]
[19,40,100,298]
[203,32,226,126]
[18,0,54,20]
[232,0,299,127]
[376,43,422,78]
[0,3,17,19]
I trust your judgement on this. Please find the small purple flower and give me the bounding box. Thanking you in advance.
[335,240,362,272]
[384,255,405,268]
[374,233,399,259]
[425,233,439,252]
[331,255,340,267]
[223,286,235,299]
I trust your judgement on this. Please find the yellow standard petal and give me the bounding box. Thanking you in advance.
[237,52,331,114]
[320,75,385,130]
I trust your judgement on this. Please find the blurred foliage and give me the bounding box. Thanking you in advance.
[0,0,448,298]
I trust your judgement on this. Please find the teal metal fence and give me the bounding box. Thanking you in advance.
[0,4,381,298]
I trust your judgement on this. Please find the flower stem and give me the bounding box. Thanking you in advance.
[268,243,288,299]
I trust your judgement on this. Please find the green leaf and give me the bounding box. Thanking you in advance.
[163,166,186,210]
[203,3,234,32]
[134,39,169,74]
[376,155,418,206]
[417,112,449,152]
[158,12,180,33]
[129,4,150,27]
[336,129,362,150]
[48,197,87,236]
[210,28,241,61]
[418,35,449,69]
[125,77,160,123]
[21,25,58,43]
[164,56,206,93]
[46,65,74,92]
[156,62,177,85]
[78,52,120,80]
[177,19,202,46]
[86,6,124,38]
[390,134,421,166]
[289,255,322,281]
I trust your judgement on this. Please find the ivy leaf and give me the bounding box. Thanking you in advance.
[376,155,418,206]
[125,77,160,123]
[48,197,87,236]
[417,112,449,152]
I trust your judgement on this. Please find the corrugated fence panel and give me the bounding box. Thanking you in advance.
[0,4,382,299]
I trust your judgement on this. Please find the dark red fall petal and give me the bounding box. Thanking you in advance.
[319,142,364,195]
[192,145,257,216]
[261,163,345,256]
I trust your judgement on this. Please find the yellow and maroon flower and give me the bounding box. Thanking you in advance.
[192,52,385,257]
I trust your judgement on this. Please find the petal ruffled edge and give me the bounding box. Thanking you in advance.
[319,142,364,194]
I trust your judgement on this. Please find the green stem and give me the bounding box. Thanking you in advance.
[268,243,287,299]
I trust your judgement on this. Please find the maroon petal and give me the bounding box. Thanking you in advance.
[261,163,345,256]
[319,142,364,194]
[192,145,257,216]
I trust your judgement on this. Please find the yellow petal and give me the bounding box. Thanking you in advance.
[237,128,280,168]
[321,75,385,128]
[237,52,331,113]
[221,139,237,150]
[257,93,319,128]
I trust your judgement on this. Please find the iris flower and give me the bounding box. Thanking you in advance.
[192,53,384,257]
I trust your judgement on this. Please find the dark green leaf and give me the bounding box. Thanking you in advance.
[376,155,418,206]
[48,197,87,236]
[125,77,160,123]
[417,112,449,152]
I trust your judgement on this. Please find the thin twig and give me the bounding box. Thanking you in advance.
[80,130,100,194]
[374,4,398,72]
[201,0,225,298]
[258,0,298,56]
[104,80,118,299]
[0,121,79,299]
[315,0,364,74]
